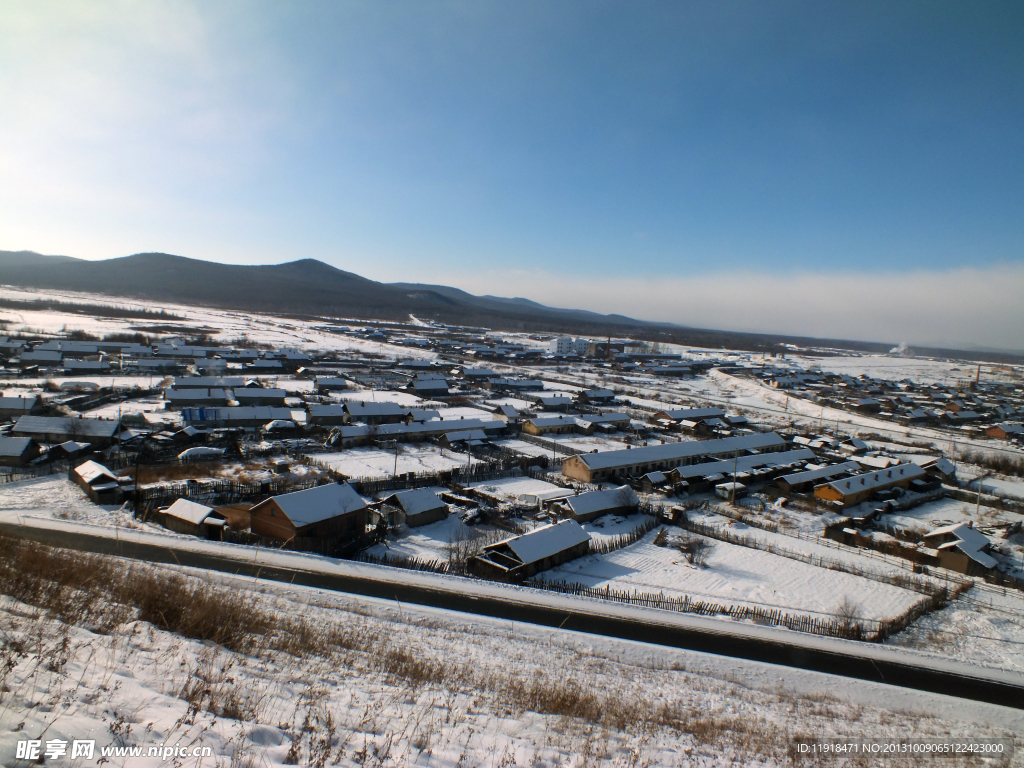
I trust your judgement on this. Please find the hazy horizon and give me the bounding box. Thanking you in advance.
[1,2,1021,349]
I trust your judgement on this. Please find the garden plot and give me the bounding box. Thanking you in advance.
[886,584,1024,674]
[690,508,948,583]
[534,529,925,624]
[466,475,566,501]
[879,496,1017,534]
[582,513,658,545]
[316,445,467,478]
[131,456,328,490]
[968,475,1024,501]
[364,514,494,562]
[546,433,633,453]
[0,474,159,531]
[491,438,551,458]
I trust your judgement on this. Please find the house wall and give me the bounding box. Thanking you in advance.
[405,506,448,528]
[249,500,298,540]
[560,455,593,483]
[295,509,367,540]
[567,503,634,524]
[0,444,40,467]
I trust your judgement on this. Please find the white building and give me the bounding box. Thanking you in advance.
[548,337,590,355]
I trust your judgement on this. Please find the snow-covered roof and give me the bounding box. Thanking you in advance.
[264,419,297,430]
[344,402,407,418]
[923,523,997,569]
[166,388,231,401]
[778,461,860,487]
[73,460,119,485]
[164,499,220,526]
[444,429,488,442]
[386,489,446,516]
[0,436,34,457]
[0,395,39,410]
[656,407,726,420]
[574,432,787,472]
[919,457,956,476]
[820,464,926,495]
[14,416,120,439]
[499,520,591,566]
[56,440,90,453]
[269,482,367,526]
[565,486,638,516]
[178,447,225,460]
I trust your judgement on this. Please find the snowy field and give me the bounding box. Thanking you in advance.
[0,474,160,531]
[968,476,1024,501]
[465,475,566,501]
[534,529,925,624]
[546,433,633,452]
[490,438,552,458]
[880,496,1017,533]
[315,446,468,478]
[365,514,487,562]
[2,559,1020,768]
[0,285,440,360]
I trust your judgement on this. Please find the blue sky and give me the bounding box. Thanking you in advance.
[1,2,1022,348]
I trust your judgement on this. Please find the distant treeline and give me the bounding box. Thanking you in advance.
[0,297,184,321]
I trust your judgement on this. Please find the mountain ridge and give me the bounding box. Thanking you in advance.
[1,250,1022,363]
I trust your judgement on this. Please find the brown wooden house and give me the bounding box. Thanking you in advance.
[248,481,368,545]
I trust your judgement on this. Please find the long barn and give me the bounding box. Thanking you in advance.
[560,432,787,483]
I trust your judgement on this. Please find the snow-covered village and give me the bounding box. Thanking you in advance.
[0,284,1022,766]
[4,3,1024,766]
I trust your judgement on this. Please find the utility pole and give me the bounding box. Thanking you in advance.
[730,451,738,506]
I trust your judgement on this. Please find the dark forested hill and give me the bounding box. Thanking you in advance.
[1,250,1020,362]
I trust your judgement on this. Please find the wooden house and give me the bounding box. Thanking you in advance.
[160,499,227,540]
[72,460,123,504]
[554,486,638,523]
[469,520,591,581]
[249,482,367,545]
[381,489,448,528]
[0,436,40,467]
[813,464,925,507]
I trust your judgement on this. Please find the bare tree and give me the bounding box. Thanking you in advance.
[834,597,862,634]
[677,536,714,567]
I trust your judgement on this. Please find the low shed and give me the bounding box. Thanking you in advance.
[72,460,123,504]
[382,488,448,527]
[0,436,40,467]
[161,499,227,540]
[555,486,639,523]
[470,519,591,581]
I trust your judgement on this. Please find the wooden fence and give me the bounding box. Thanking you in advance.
[135,475,326,508]
[677,516,943,597]
[0,460,71,485]
[536,580,872,641]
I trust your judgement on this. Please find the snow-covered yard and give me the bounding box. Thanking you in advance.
[0,474,160,532]
[534,529,925,624]
[1,563,1016,768]
[315,446,468,478]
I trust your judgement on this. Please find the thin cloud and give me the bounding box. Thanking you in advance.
[437,263,1024,352]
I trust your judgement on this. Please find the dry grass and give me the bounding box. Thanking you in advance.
[0,533,269,652]
[2,533,968,764]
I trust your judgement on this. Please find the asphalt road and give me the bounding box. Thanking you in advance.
[4,521,1022,710]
